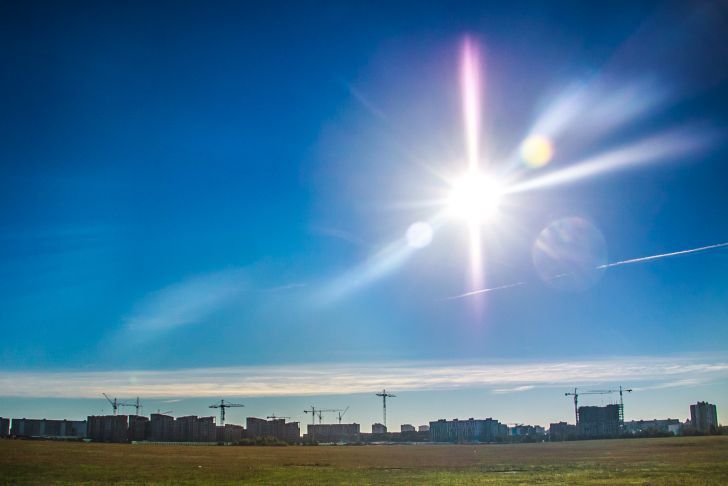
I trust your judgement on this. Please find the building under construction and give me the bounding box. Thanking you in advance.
[577,405,621,438]
[305,423,360,443]
[246,417,300,442]
[1,418,10,437]
[429,418,507,443]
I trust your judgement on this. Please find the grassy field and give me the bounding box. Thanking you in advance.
[1,436,727,484]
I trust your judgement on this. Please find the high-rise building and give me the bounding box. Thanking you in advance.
[578,405,621,437]
[87,415,128,443]
[149,413,175,441]
[690,402,718,433]
[371,423,387,434]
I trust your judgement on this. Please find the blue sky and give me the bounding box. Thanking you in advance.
[1,1,727,428]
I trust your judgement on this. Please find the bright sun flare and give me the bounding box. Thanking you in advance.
[447,171,504,223]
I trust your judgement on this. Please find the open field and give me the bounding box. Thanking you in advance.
[1,436,727,484]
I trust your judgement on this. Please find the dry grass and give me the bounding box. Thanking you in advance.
[1,436,727,484]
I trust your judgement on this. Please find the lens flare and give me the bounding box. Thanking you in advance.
[406,222,434,248]
[532,217,607,292]
[461,37,481,172]
[520,135,554,168]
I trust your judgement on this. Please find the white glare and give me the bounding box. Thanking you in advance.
[406,222,434,248]
[447,172,503,223]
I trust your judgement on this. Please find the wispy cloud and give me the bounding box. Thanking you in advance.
[121,269,305,335]
[124,269,248,333]
[1,354,726,399]
[492,385,535,394]
[309,225,370,248]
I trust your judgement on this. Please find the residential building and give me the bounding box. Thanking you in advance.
[87,415,128,443]
[1,418,10,437]
[429,418,507,443]
[549,422,577,441]
[690,402,718,433]
[10,418,86,439]
[624,418,681,435]
[306,423,360,443]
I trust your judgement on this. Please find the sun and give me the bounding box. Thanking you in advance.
[447,171,504,223]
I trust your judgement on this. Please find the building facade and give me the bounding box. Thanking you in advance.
[578,405,620,438]
[549,421,577,441]
[11,418,87,439]
[429,418,507,443]
[690,402,718,433]
[128,415,149,441]
[400,424,416,433]
[1,418,10,437]
[624,418,681,435]
[149,413,175,441]
[306,423,360,443]
[246,417,300,442]
[87,415,128,443]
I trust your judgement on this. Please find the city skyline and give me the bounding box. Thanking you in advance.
[1,2,727,428]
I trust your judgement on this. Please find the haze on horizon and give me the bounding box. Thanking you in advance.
[1,1,727,428]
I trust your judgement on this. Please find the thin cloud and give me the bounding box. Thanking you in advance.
[124,269,248,333]
[492,385,535,394]
[1,354,726,399]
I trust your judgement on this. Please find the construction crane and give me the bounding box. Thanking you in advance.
[102,393,134,416]
[303,406,343,425]
[156,409,173,415]
[209,399,244,426]
[375,389,396,427]
[266,414,291,420]
[120,396,143,415]
[565,386,633,426]
[337,406,350,424]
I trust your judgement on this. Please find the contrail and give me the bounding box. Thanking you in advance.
[441,282,525,300]
[445,241,728,300]
[596,241,728,269]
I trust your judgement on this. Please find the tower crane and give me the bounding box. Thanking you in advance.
[120,396,143,415]
[565,386,632,426]
[209,399,244,426]
[337,406,350,424]
[102,393,134,416]
[375,389,396,427]
[266,414,291,420]
[303,406,342,443]
[303,406,342,425]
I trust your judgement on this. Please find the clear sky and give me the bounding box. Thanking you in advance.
[1,1,727,430]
